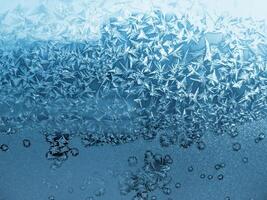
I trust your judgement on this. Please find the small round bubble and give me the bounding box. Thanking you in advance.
[232,142,241,151]
[242,157,249,163]
[200,173,206,179]
[207,175,213,180]
[151,196,157,200]
[217,174,224,180]
[187,166,194,172]
[175,182,181,189]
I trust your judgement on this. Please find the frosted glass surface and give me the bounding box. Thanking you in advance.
[0,1,267,200]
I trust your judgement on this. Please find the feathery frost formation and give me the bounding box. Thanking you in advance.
[0,6,267,149]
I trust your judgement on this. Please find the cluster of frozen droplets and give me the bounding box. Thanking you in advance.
[0,7,267,149]
[119,151,173,200]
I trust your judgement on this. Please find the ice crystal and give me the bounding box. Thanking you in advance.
[0,3,267,149]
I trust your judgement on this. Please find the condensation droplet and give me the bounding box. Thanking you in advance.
[217,174,224,180]
[242,157,248,164]
[232,142,241,151]
[175,182,181,189]
[200,173,206,179]
[207,175,213,180]
[23,139,31,148]
[151,195,157,200]
[187,166,194,172]
[48,195,55,200]
[214,164,221,170]
[0,144,9,152]
[259,132,265,140]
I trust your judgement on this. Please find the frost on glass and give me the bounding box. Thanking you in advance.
[0,0,267,152]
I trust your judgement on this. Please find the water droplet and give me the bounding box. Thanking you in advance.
[214,162,225,170]
[207,175,213,180]
[187,166,194,172]
[0,144,9,152]
[220,162,226,168]
[255,138,260,143]
[258,132,265,140]
[214,164,221,170]
[200,173,206,179]
[175,182,181,189]
[48,195,55,200]
[23,139,31,148]
[151,196,157,200]
[255,133,265,143]
[242,157,248,164]
[217,174,224,180]
[232,142,241,151]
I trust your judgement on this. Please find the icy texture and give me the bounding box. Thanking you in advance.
[0,4,267,149]
[119,151,173,199]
